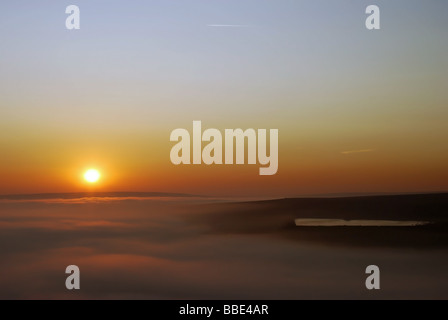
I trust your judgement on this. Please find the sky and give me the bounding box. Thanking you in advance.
[0,0,447,196]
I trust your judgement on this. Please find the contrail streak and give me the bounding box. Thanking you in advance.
[207,24,251,28]
[340,149,374,154]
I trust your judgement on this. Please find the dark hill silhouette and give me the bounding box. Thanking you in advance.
[189,193,448,248]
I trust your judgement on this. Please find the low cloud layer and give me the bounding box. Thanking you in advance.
[0,198,447,299]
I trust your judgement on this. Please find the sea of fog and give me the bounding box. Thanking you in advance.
[0,197,446,299]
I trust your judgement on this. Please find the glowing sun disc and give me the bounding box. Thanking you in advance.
[84,169,100,183]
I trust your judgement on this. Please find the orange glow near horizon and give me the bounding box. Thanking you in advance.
[0,137,447,197]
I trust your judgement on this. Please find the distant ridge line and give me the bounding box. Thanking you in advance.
[1,191,447,201]
[288,191,448,199]
[0,192,199,200]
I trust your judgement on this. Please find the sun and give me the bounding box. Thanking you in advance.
[84,169,100,183]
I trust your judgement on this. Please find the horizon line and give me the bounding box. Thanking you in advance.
[0,190,447,201]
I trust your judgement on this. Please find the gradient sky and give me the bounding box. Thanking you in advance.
[0,0,447,196]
